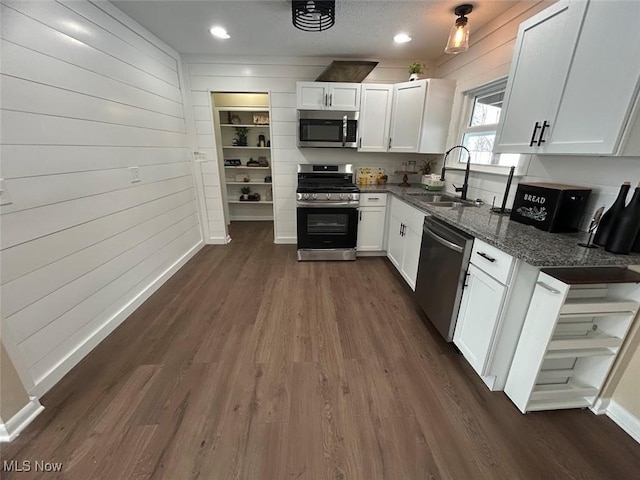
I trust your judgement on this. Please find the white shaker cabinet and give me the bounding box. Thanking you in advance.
[386,196,425,290]
[494,0,640,156]
[296,82,361,111]
[505,268,640,413]
[454,239,539,391]
[389,79,455,154]
[357,193,387,252]
[358,84,393,152]
[454,264,507,375]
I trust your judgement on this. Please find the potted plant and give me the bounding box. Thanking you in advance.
[408,61,424,81]
[240,185,251,200]
[419,159,434,175]
[234,127,249,146]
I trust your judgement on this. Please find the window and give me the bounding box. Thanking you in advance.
[457,79,521,169]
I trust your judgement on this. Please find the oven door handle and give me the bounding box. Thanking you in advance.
[423,225,464,253]
[297,201,359,208]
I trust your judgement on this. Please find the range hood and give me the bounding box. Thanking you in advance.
[315,61,378,83]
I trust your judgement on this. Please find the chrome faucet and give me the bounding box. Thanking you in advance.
[439,145,471,201]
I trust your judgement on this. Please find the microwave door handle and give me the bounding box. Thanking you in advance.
[342,115,347,146]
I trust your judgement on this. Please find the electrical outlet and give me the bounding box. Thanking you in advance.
[0,179,13,206]
[129,166,141,183]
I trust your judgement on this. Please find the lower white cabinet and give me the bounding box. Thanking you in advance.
[454,264,507,375]
[453,239,538,391]
[386,196,425,290]
[357,194,387,252]
[505,268,640,413]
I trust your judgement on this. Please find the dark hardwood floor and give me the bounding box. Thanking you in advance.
[2,221,639,479]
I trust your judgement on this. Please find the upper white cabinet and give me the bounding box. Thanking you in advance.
[388,79,456,154]
[358,84,393,152]
[495,0,640,156]
[296,82,361,111]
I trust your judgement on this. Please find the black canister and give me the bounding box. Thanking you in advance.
[594,182,630,246]
[605,182,640,255]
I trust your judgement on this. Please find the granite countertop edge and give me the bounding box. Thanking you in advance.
[359,185,640,268]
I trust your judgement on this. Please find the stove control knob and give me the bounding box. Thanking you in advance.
[312,193,318,200]
[339,193,346,200]
[326,193,331,200]
[303,193,310,200]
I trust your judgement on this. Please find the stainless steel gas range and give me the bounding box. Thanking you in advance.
[296,164,360,261]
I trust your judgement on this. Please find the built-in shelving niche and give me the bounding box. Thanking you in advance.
[211,92,274,223]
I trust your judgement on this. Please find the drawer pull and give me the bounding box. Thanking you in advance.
[477,251,496,263]
[536,281,561,295]
[368,197,380,201]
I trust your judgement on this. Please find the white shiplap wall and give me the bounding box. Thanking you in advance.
[0,0,203,396]
[435,0,640,230]
[183,56,436,244]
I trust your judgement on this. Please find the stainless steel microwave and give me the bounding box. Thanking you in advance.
[297,110,359,148]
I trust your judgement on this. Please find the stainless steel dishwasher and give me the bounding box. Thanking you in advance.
[415,216,473,342]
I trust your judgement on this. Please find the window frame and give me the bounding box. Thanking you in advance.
[446,77,530,176]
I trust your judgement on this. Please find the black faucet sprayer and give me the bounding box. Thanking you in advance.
[440,145,471,201]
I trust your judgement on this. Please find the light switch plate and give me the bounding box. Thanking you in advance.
[129,166,141,183]
[0,178,13,206]
[193,151,206,161]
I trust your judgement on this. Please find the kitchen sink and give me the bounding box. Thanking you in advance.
[406,193,477,207]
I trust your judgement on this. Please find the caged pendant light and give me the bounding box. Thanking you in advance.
[292,0,336,32]
[444,4,473,54]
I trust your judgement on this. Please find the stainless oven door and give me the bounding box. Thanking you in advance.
[296,205,358,249]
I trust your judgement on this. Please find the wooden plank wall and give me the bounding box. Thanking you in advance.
[182,56,435,244]
[0,0,203,396]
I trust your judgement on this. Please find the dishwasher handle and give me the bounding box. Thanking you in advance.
[423,224,464,253]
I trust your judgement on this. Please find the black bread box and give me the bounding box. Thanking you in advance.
[510,182,591,233]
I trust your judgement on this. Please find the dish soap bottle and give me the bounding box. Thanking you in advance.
[605,182,640,254]
[594,181,630,246]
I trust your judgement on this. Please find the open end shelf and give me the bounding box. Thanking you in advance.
[548,332,623,350]
[544,347,615,359]
[530,382,599,401]
[559,298,639,315]
[527,397,591,412]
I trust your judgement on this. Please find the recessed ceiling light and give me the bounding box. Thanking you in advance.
[210,26,230,39]
[394,33,412,43]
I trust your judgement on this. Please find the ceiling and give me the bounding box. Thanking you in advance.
[112,0,530,60]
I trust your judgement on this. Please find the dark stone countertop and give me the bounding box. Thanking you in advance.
[359,184,640,268]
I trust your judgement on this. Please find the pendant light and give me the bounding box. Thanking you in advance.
[445,4,473,54]
[292,0,335,32]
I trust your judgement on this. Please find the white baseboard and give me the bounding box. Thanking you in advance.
[356,251,386,257]
[275,236,297,244]
[207,236,228,244]
[591,397,611,415]
[31,241,204,397]
[0,397,44,442]
[607,400,640,444]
